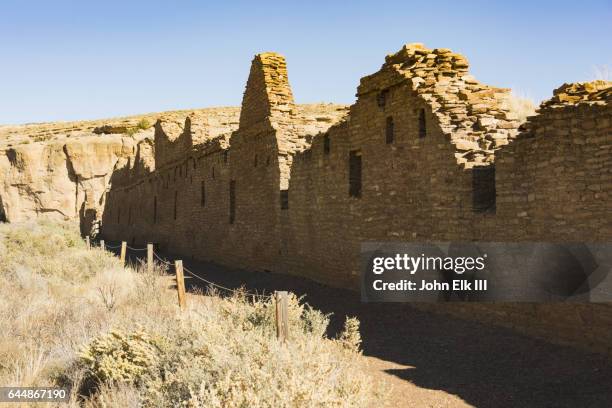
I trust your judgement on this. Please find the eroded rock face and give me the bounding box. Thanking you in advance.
[0,135,140,236]
[0,113,164,231]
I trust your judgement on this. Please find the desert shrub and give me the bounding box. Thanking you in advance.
[83,382,142,408]
[242,294,330,339]
[0,220,375,407]
[122,119,151,137]
[33,135,51,142]
[133,260,169,307]
[242,293,302,332]
[79,330,162,383]
[337,317,362,353]
[505,91,536,123]
[0,220,119,280]
[137,118,152,130]
[77,306,370,407]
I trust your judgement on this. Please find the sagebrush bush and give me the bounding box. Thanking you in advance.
[80,330,162,383]
[337,317,362,353]
[0,221,375,407]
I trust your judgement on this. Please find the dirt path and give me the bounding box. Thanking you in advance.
[363,356,471,407]
[123,249,612,408]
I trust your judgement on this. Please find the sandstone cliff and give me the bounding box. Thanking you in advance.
[0,112,160,227]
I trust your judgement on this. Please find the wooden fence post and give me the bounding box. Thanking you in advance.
[174,260,187,310]
[275,291,289,342]
[85,235,90,249]
[100,239,105,251]
[147,243,153,274]
[120,241,127,265]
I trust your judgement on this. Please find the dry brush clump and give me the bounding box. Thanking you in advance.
[0,221,375,407]
[505,91,537,123]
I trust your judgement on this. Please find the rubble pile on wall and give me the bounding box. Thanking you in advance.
[538,80,612,109]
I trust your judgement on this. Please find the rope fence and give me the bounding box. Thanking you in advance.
[182,264,272,301]
[126,245,147,251]
[91,237,273,300]
[153,251,173,266]
[85,235,287,341]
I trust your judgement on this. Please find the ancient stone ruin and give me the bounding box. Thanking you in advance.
[1,43,611,355]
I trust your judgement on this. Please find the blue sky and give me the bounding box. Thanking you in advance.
[1,0,610,124]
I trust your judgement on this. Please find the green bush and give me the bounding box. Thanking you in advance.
[137,118,151,130]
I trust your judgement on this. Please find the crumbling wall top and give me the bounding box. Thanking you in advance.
[516,80,611,139]
[539,80,612,110]
[360,43,524,168]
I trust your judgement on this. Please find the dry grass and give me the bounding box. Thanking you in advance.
[0,221,375,407]
[505,91,537,123]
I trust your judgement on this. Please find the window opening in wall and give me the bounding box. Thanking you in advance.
[280,189,289,210]
[153,196,157,224]
[349,150,362,198]
[385,116,394,144]
[377,89,389,109]
[229,180,236,224]
[324,135,330,154]
[193,159,196,169]
[201,181,206,207]
[173,191,178,220]
[266,156,271,166]
[472,166,496,213]
[418,108,427,138]
[254,154,258,167]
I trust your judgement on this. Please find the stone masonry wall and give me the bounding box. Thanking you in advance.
[434,83,612,353]
[100,46,612,355]
[493,81,612,241]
